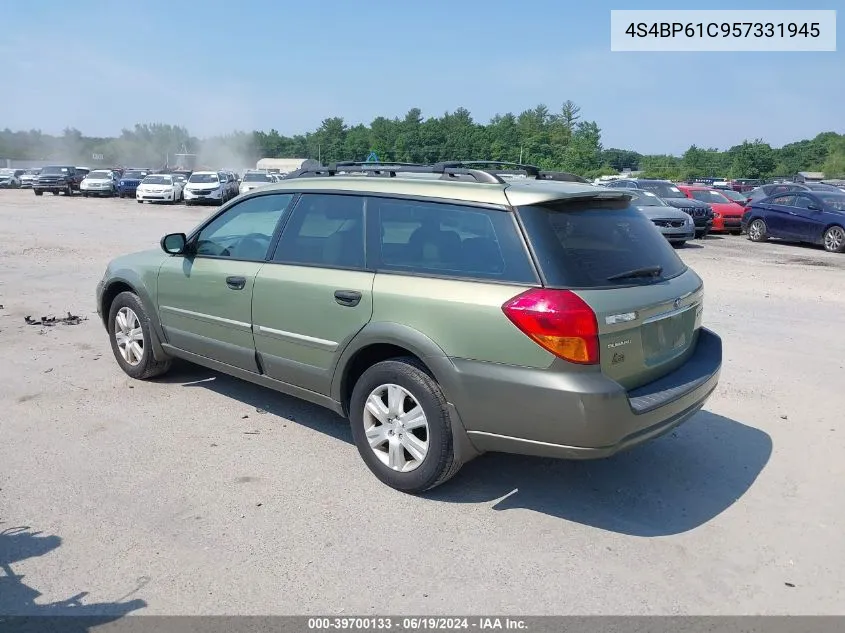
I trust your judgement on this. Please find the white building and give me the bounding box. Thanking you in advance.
[255,158,321,174]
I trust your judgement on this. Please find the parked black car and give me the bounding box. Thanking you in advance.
[605,179,714,238]
[33,165,85,196]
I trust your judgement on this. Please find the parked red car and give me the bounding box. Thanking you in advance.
[677,185,745,234]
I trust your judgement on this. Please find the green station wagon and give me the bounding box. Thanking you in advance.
[96,162,722,493]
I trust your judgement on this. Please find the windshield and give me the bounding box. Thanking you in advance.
[188,173,220,184]
[629,191,668,207]
[0,169,12,176]
[123,171,146,179]
[720,189,747,202]
[820,194,845,211]
[142,175,172,185]
[689,189,730,204]
[638,182,686,199]
[517,199,687,288]
[41,166,69,175]
[243,172,272,182]
[87,170,112,179]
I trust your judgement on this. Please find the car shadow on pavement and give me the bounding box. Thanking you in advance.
[158,366,771,537]
[0,524,147,628]
[161,362,352,443]
[428,411,772,537]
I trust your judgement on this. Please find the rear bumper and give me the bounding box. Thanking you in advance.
[448,328,722,460]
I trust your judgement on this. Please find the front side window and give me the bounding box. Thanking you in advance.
[194,193,294,260]
[272,194,366,269]
[370,197,537,283]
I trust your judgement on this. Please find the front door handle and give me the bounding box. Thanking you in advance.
[226,276,246,290]
[334,290,362,307]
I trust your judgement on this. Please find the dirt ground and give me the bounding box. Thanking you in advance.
[1,189,843,616]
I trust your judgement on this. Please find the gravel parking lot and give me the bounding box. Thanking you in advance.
[1,189,843,616]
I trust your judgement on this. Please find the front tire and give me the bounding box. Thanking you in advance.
[349,357,461,493]
[671,241,686,248]
[34,190,43,196]
[823,225,845,253]
[107,291,171,380]
[748,218,768,242]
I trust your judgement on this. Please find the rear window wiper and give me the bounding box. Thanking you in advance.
[606,265,663,281]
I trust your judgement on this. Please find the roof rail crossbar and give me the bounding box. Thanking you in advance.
[436,160,542,178]
[283,162,506,184]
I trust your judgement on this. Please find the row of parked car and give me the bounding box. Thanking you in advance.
[1,165,282,206]
[602,177,845,253]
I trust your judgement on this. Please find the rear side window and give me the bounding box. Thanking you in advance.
[369,197,537,284]
[517,199,688,289]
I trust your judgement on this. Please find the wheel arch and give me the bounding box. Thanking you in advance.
[332,322,480,463]
[100,273,169,361]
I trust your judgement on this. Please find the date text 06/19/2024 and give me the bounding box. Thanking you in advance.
[609,9,836,52]
[307,617,528,630]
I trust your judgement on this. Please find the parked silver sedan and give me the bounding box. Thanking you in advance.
[628,189,695,247]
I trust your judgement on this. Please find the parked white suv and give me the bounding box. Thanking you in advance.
[184,171,228,206]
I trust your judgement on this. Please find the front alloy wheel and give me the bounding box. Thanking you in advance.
[823,226,845,253]
[363,383,430,472]
[107,291,172,380]
[114,307,144,366]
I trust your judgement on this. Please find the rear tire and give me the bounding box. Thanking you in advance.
[823,225,845,253]
[66,185,73,196]
[107,291,171,380]
[748,218,768,242]
[349,357,461,494]
[34,190,43,196]
[136,200,143,204]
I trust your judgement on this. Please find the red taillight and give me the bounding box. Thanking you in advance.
[501,289,600,365]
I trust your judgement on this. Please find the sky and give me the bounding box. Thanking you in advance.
[1,0,842,155]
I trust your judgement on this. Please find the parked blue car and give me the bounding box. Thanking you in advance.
[117,169,150,198]
[742,190,845,253]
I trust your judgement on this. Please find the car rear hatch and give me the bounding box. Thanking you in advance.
[513,194,704,390]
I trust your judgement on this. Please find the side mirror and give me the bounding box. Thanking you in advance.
[161,232,188,255]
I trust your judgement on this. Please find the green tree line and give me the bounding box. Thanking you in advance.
[2,103,843,179]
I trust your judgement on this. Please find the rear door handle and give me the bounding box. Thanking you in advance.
[226,276,246,290]
[334,290,362,307]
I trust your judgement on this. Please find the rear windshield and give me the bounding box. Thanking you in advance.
[243,172,272,182]
[517,200,688,289]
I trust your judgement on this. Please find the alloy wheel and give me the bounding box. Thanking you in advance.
[824,226,844,252]
[114,307,144,366]
[362,383,430,472]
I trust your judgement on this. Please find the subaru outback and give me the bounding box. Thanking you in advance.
[96,161,722,493]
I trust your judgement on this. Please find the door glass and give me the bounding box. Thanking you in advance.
[371,197,537,283]
[272,194,366,269]
[194,193,294,260]
[770,195,795,206]
[793,196,813,210]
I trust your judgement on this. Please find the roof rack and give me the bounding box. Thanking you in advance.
[279,160,591,185]
[282,162,506,184]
